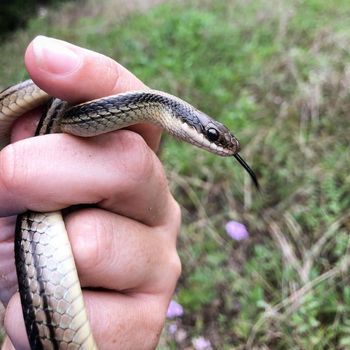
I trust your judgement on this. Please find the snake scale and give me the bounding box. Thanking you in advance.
[0,79,258,349]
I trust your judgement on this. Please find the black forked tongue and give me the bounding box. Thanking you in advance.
[233,153,259,190]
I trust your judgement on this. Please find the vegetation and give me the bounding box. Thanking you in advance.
[1,0,350,348]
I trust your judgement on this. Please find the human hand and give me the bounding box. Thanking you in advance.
[0,36,181,349]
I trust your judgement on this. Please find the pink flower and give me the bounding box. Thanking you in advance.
[166,300,184,318]
[225,220,249,241]
[167,323,178,335]
[192,336,212,350]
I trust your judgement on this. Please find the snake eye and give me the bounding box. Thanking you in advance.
[206,127,220,142]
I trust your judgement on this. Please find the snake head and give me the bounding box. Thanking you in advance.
[202,120,241,156]
[190,110,259,189]
[189,110,240,156]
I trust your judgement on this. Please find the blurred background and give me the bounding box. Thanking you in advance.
[1,0,350,349]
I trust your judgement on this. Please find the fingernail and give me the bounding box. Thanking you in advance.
[32,36,82,75]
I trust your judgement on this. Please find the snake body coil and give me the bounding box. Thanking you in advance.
[0,80,258,349]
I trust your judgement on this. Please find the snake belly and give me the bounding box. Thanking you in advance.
[15,211,96,349]
[0,79,248,350]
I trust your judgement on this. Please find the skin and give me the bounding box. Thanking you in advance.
[0,36,181,349]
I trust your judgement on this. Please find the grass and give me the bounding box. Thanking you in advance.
[1,0,350,348]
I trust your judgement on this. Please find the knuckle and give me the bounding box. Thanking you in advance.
[161,196,182,239]
[169,251,182,281]
[95,55,121,94]
[170,198,182,236]
[117,131,161,185]
[107,57,122,91]
[142,312,165,350]
[0,144,26,195]
[67,209,111,274]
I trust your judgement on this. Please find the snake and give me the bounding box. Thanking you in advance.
[0,79,258,349]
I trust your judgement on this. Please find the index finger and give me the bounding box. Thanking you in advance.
[24,36,162,150]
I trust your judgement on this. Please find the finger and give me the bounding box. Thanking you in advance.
[65,207,181,293]
[24,36,161,150]
[0,131,171,226]
[86,291,169,350]
[10,109,41,144]
[5,291,170,350]
[4,294,28,350]
[1,336,16,350]
[0,216,17,306]
[25,36,145,102]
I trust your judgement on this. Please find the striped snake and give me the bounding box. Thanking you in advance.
[0,79,258,349]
